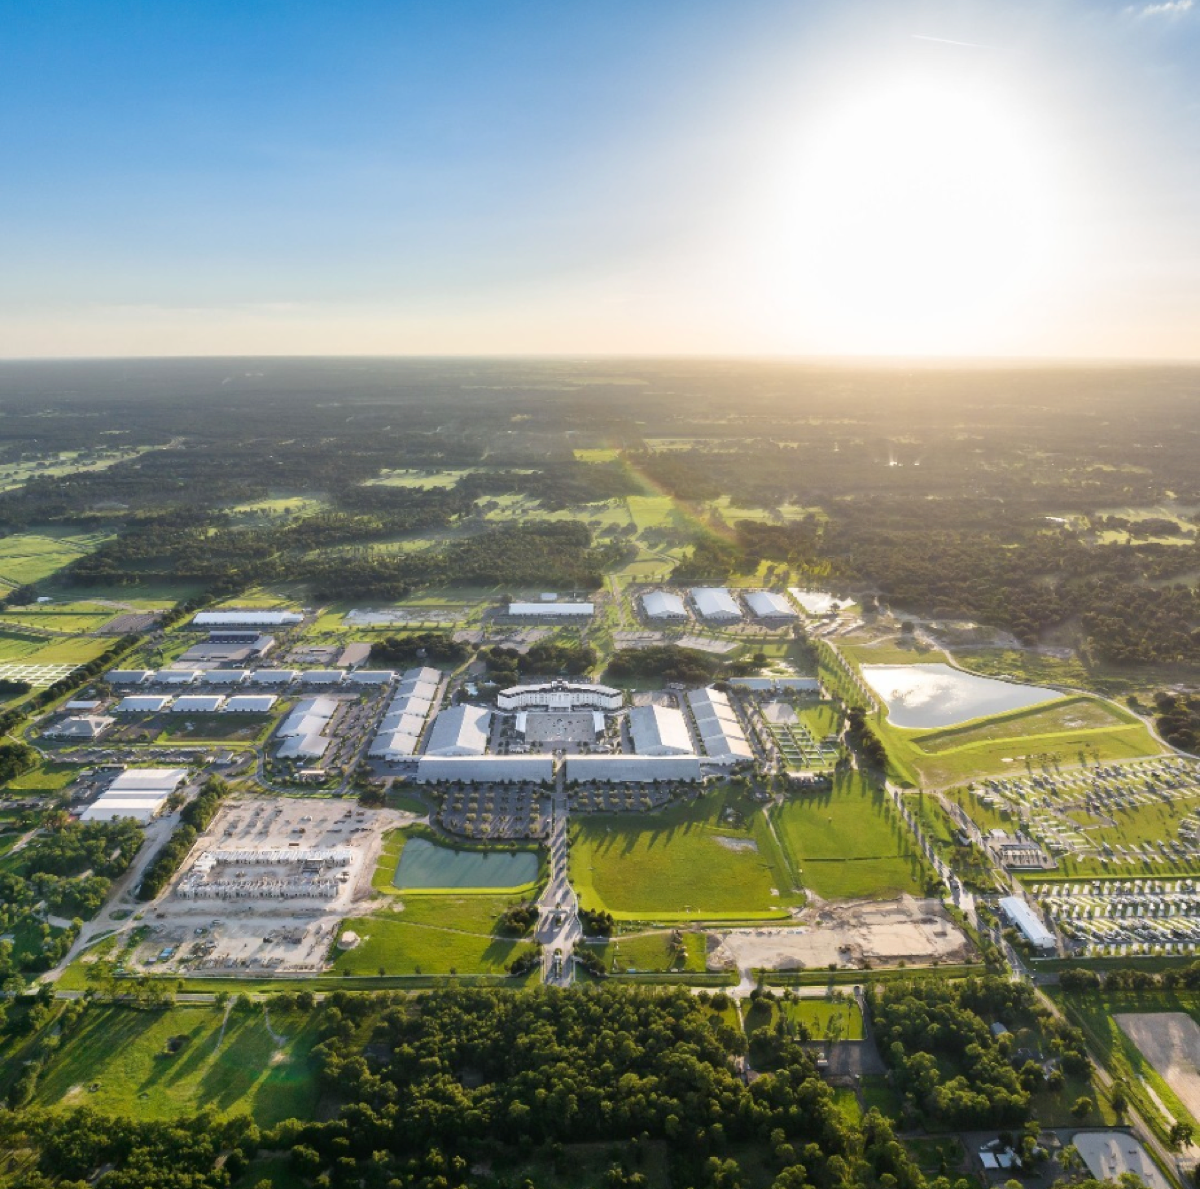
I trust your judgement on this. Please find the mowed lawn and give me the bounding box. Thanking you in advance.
[772,772,928,900]
[332,894,536,976]
[0,530,112,588]
[33,1004,322,1125]
[570,786,801,920]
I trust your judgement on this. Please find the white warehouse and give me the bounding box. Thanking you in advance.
[689,587,742,622]
[415,755,553,784]
[507,601,594,619]
[497,680,623,712]
[743,590,798,621]
[192,611,303,627]
[640,590,688,622]
[565,755,702,783]
[424,704,491,756]
[628,704,695,756]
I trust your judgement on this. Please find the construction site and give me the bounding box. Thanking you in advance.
[132,796,406,975]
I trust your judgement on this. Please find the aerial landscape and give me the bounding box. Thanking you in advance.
[2,2,1200,1189]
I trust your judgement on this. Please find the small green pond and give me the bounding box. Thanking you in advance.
[393,837,539,889]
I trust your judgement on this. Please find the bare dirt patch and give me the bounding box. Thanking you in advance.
[1116,1012,1200,1125]
[709,895,971,973]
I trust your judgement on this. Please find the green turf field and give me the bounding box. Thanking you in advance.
[742,995,864,1042]
[771,772,929,900]
[569,785,801,921]
[29,1002,322,1125]
[331,894,537,976]
[0,530,113,588]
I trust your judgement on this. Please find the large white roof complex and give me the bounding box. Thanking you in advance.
[999,896,1056,951]
[641,591,688,620]
[108,767,188,794]
[743,590,798,620]
[424,704,491,757]
[689,587,742,621]
[193,611,303,627]
[628,704,695,756]
[687,687,754,764]
[565,755,703,783]
[277,734,331,760]
[275,696,336,759]
[415,755,553,783]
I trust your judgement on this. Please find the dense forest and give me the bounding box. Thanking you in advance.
[0,358,1196,665]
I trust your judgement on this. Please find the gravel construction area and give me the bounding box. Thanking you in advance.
[1116,1011,1200,1126]
[709,895,971,973]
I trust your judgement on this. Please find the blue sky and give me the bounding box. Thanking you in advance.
[2,0,1199,357]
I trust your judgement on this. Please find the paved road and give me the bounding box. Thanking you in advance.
[538,769,580,985]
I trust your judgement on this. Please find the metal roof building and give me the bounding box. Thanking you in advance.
[108,767,188,794]
[368,729,423,759]
[248,669,300,685]
[222,695,278,713]
[415,755,554,784]
[507,601,595,618]
[346,670,395,685]
[171,695,225,714]
[277,733,331,760]
[300,670,345,685]
[424,704,491,756]
[640,590,688,621]
[106,669,155,685]
[628,704,695,756]
[743,590,798,620]
[44,714,115,739]
[999,896,1056,952]
[192,610,303,627]
[115,695,172,713]
[200,669,250,685]
[565,755,703,783]
[687,688,754,764]
[689,587,742,621]
[153,670,203,685]
[401,666,442,685]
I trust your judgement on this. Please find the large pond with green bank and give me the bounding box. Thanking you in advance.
[393,836,538,889]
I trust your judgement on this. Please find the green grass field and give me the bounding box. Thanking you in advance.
[742,996,864,1042]
[771,772,930,900]
[332,895,537,976]
[580,930,707,974]
[569,785,801,921]
[0,530,113,588]
[29,1002,322,1125]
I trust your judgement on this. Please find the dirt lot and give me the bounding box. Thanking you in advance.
[130,796,416,976]
[1116,1012,1200,1126]
[708,895,972,973]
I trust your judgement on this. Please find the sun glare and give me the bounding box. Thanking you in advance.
[744,71,1066,354]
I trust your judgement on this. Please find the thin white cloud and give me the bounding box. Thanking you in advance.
[1128,0,1193,16]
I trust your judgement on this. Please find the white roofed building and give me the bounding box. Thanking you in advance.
[248,669,300,685]
[153,670,203,685]
[743,590,799,621]
[106,669,154,685]
[115,695,172,713]
[171,695,225,714]
[201,670,250,685]
[641,590,688,622]
[687,688,755,765]
[424,704,490,756]
[346,670,395,685]
[301,670,345,685]
[507,601,594,619]
[628,704,695,756]
[689,588,742,622]
[222,695,277,713]
[497,680,623,712]
[44,714,115,739]
[193,610,303,627]
[277,734,331,760]
[565,755,703,783]
[108,767,188,794]
[415,755,553,784]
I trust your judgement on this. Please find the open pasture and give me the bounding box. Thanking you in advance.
[581,930,708,974]
[0,601,120,634]
[771,772,929,900]
[30,1003,322,1125]
[0,530,112,588]
[569,785,799,920]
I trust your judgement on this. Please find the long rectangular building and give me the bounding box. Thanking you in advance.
[628,704,694,756]
[689,587,742,622]
[193,611,303,627]
[415,755,554,784]
[565,755,702,783]
[743,590,798,620]
[508,601,594,618]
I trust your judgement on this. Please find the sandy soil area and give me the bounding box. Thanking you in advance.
[709,895,971,973]
[1116,1012,1200,1125]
